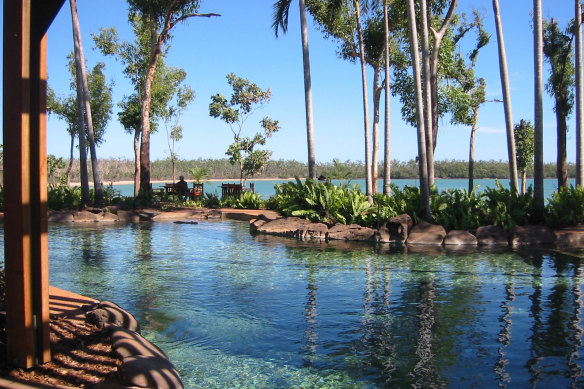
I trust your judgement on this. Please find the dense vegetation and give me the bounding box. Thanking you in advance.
[49,157,574,185]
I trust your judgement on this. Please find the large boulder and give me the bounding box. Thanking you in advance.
[444,230,478,245]
[406,222,447,245]
[555,225,584,248]
[86,300,140,333]
[253,217,314,239]
[377,214,413,243]
[48,210,74,222]
[327,223,377,242]
[510,225,556,247]
[476,225,509,246]
[73,210,102,222]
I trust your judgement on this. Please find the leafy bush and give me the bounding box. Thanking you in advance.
[48,185,82,210]
[271,177,371,225]
[220,191,264,209]
[545,186,584,228]
[204,192,221,208]
[431,187,484,231]
[482,181,534,229]
[386,185,423,223]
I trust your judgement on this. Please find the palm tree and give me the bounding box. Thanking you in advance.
[273,0,317,180]
[406,0,431,221]
[492,0,519,194]
[419,0,435,187]
[354,0,374,201]
[575,0,584,187]
[533,0,545,216]
[382,0,391,196]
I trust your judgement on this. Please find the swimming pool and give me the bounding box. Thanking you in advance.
[7,220,584,387]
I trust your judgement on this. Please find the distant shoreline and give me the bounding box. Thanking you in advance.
[68,177,302,186]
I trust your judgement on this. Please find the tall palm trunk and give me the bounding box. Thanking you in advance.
[70,0,103,206]
[556,108,569,189]
[533,0,545,215]
[133,130,140,197]
[66,130,75,186]
[70,0,90,206]
[299,0,317,180]
[492,0,519,194]
[372,66,383,194]
[419,0,435,187]
[406,0,431,221]
[468,107,479,194]
[383,0,391,196]
[354,0,373,201]
[576,0,584,187]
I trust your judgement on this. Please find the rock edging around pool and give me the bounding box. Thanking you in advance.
[85,300,184,389]
[250,213,584,249]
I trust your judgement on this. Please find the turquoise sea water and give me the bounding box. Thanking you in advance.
[111,178,574,200]
[2,221,583,388]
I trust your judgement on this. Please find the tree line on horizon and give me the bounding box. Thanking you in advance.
[45,157,574,185]
[47,0,584,224]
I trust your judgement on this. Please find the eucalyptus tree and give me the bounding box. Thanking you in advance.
[125,0,219,193]
[70,0,105,205]
[209,73,280,187]
[543,18,574,190]
[576,0,584,187]
[47,60,112,189]
[405,0,430,221]
[272,0,317,180]
[392,0,488,190]
[94,16,194,197]
[492,0,519,194]
[533,0,545,216]
[514,119,535,195]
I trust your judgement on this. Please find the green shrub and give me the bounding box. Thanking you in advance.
[271,177,371,225]
[48,185,82,210]
[204,192,221,208]
[387,185,423,223]
[431,187,484,231]
[220,191,264,209]
[482,181,534,229]
[545,186,584,228]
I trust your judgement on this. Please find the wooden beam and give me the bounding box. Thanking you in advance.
[3,0,63,368]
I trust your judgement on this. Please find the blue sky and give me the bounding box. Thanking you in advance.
[33,1,579,164]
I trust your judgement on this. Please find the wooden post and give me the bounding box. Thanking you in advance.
[3,0,63,368]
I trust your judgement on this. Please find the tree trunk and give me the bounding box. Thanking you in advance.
[299,0,317,180]
[576,0,584,187]
[420,0,435,187]
[372,66,382,194]
[521,170,527,195]
[428,0,457,153]
[533,0,545,215]
[139,15,159,194]
[66,131,75,187]
[406,0,431,221]
[354,0,373,201]
[70,0,103,206]
[382,1,392,196]
[557,107,569,189]
[70,0,90,206]
[492,0,519,194]
[133,129,140,197]
[468,107,479,194]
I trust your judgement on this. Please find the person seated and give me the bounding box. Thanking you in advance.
[174,176,189,200]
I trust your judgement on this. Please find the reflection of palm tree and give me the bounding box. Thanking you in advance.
[412,277,438,386]
[568,263,584,383]
[303,265,318,366]
[526,254,543,386]
[494,276,515,386]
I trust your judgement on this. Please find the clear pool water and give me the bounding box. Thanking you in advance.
[4,220,584,388]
